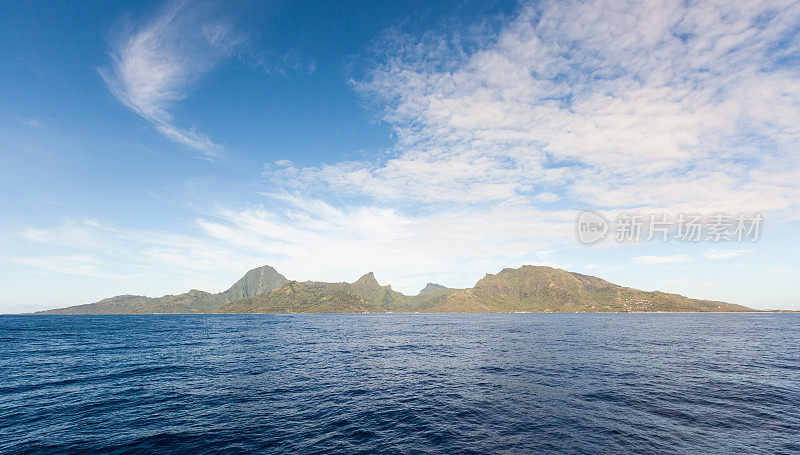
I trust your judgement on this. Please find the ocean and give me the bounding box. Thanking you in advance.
[1,313,798,454]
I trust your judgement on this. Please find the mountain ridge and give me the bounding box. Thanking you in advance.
[36,264,755,314]
[37,265,288,315]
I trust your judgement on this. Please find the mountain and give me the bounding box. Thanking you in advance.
[219,272,456,314]
[419,283,450,294]
[37,266,288,314]
[218,281,384,314]
[217,266,752,314]
[37,264,755,314]
[220,265,289,302]
[425,266,752,313]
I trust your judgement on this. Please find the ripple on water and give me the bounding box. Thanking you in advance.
[0,313,799,454]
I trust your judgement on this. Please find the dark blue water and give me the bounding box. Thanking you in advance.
[1,314,799,454]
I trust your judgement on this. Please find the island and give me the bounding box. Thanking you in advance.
[37,265,754,314]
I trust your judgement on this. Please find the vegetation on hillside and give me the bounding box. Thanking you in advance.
[38,265,754,314]
[39,265,287,314]
[428,266,751,313]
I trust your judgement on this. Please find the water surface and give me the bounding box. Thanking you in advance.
[1,313,798,454]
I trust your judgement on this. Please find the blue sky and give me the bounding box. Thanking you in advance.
[1,0,799,312]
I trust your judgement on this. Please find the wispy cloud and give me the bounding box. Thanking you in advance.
[632,255,694,265]
[99,0,242,157]
[15,116,42,128]
[11,218,266,292]
[269,0,800,217]
[704,249,755,260]
[11,194,575,294]
[196,193,575,287]
[10,254,131,280]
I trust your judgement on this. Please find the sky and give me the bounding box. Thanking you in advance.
[1,0,799,313]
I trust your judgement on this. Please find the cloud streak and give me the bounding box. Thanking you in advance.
[632,255,694,265]
[269,0,800,218]
[100,0,241,156]
[704,249,755,261]
[11,193,575,294]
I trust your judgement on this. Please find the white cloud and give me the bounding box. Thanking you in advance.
[195,193,576,291]
[9,254,131,280]
[11,218,265,287]
[16,116,42,128]
[267,0,800,218]
[99,0,242,156]
[11,193,577,294]
[534,192,560,203]
[704,248,755,260]
[632,255,694,265]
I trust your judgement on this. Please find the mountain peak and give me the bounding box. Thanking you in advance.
[419,283,449,294]
[244,264,279,276]
[353,272,381,289]
[37,263,754,314]
[222,265,288,301]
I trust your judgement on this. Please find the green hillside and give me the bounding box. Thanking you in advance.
[37,265,288,314]
[218,281,383,313]
[427,266,752,313]
[219,273,455,313]
[37,264,754,314]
